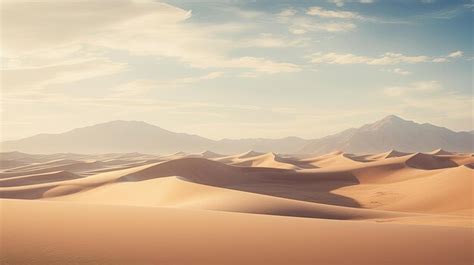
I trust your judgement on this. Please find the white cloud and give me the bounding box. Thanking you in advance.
[226,57,301,74]
[392,68,411,75]
[239,33,308,48]
[327,0,375,6]
[277,8,357,34]
[432,58,449,63]
[382,68,412,75]
[1,1,191,56]
[289,20,356,34]
[310,52,429,65]
[306,6,362,19]
[448,50,463,58]
[314,22,357,32]
[383,81,441,97]
[309,51,463,65]
[2,58,127,92]
[278,8,297,17]
[2,0,301,77]
[289,28,308,35]
[432,50,463,62]
[381,80,472,128]
[109,72,224,97]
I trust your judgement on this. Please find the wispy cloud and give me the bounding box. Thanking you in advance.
[110,72,224,97]
[277,7,357,34]
[309,51,463,65]
[306,6,363,19]
[2,0,301,78]
[327,0,375,7]
[277,8,298,17]
[288,19,356,34]
[415,3,473,20]
[382,68,412,75]
[384,80,441,96]
[381,80,472,127]
[448,50,463,58]
[227,57,301,74]
[2,58,127,92]
[238,33,308,48]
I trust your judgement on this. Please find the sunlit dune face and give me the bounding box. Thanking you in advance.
[1,150,473,264]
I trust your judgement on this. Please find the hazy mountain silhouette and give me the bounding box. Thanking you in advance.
[2,115,472,154]
[1,121,214,154]
[299,115,473,154]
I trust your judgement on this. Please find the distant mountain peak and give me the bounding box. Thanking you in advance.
[377,115,409,124]
[299,115,473,154]
[70,120,159,132]
[364,115,414,131]
[382,114,403,121]
[96,120,154,127]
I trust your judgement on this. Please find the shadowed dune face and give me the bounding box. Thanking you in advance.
[0,170,81,187]
[405,153,459,170]
[0,150,472,224]
[1,150,473,264]
[118,157,363,208]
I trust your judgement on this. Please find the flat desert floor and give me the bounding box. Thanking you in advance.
[1,149,473,264]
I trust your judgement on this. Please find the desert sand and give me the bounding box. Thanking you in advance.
[1,149,473,264]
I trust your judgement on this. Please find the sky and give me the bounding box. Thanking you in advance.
[1,0,472,141]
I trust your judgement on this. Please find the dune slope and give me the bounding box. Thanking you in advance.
[1,199,472,265]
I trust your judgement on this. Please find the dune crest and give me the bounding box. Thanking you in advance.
[369,150,411,160]
[428,148,454,156]
[199,150,224,158]
[0,151,471,224]
[404,153,458,170]
[1,149,473,264]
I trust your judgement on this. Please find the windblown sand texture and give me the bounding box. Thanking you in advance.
[1,149,473,264]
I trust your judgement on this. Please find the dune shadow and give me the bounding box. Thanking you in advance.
[119,158,362,208]
[1,157,362,209]
[221,170,361,208]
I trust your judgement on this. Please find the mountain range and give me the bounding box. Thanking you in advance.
[1,115,473,154]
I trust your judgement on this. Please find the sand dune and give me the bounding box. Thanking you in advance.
[225,152,302,169]
[376,165,473,214]
[405,152,459,169]
[300,151,363,168]
[1,150,472,263]
[334,165,473,214]
[1,199,472,265]
[51,175,410,220]
[3,158,87,173]
[428,148,454,156]
[0,170,81,187]
[0,159,29,169]
[198,150,224,158]
[1,151,471,217]
[0,160,107,178]
[367,149,411,160]
[215,150,264,163]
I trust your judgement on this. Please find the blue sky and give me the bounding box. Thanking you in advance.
[1,0,472,140]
